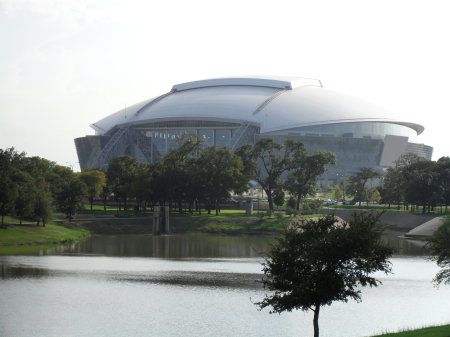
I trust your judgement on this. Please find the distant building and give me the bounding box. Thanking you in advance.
[75,76,432,184]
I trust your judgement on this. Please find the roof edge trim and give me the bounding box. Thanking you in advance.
[172,77,322,91]
[261,119,425,135]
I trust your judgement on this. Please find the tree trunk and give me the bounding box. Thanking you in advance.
[296,196,300,211]
[266,189,274,214]
[313,305,320,337]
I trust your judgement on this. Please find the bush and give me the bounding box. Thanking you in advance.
[285,207,299,217]
[286,197,297,210]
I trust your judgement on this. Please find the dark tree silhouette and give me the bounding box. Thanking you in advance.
[428,220,450,285]
[256,214,392,337]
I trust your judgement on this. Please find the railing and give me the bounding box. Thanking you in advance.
[230,122,250,151]
[252,89,287,115]
[96,125,131,169]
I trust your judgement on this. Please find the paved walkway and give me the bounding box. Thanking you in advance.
[404,217,444,238]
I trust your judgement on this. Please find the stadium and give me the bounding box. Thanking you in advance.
[75,76,433,184]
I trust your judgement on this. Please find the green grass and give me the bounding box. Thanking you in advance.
[72,209,327,235]
[371,324,450,337]
[326,203,450,216]
[0,216,89,255]
[170,211,325,234]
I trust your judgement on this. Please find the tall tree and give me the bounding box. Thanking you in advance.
[55,177,87,220]
[436,157,450,212]
[347,168,380,206]
[159,136,203,213]
[238,139,304,213]
[403,160,441,213]
[256,214,392,337]
[379,153,424,208]
[107,156,139,210]
[0,148,24,226]
[197,146,246,215]
[285,150,336,210]
[132,163,154,211]
[12,170,35,224]
[33,179,53,226]
[78,170,106,212]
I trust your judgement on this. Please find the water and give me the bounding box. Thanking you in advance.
[0,234,449,337]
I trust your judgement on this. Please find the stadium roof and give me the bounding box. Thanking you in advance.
[91,76,424,135]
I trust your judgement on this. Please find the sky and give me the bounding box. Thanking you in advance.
[1,0,449,171]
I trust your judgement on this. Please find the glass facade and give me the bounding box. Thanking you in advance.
[76,119,430,183]
[127,120,256,162]
[268,122,418,142]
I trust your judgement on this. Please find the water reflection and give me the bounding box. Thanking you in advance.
[52,234,275,258]
[26,232,430,258]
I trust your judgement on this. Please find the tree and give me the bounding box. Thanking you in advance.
[78,170,106,212]
[403,160,441,213]
[436,157,450,213]
[238,139,305,213]
[428,220,450,285]
[379,154,424,209]
[347,168,380,207]
[12,170,35,224]
[0,148,24,226]
[159,136,203,213]
[256,214,392,337]
[285,150,336,210]
[107,156,139,210]
[33,179,53,226]
[197,146,246,215]
[55,177,86,220]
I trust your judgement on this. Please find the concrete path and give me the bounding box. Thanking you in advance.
[404,217,444,238]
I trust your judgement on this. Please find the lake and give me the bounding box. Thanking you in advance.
[1,234,449,337]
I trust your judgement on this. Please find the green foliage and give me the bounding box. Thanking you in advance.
[78,169,106,211]
[428,219,450,285]
[237,139,307,212]
[286,196,296,210]
[0,216,89,253]
[107,156,139,210]
[54,177,87,219]
[347,168,380,206]
[197,146,246,215]
[272,188,285,207]
[285,150,336,210]
[379,154,450,213]
[256,213,392,337]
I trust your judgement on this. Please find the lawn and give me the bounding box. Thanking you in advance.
[169,211,325,234]
[0,216,89,254]
[371,325,450,337]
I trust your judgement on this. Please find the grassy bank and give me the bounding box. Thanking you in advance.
[0,216,90,255]
[73,210,325,235]
[371,324,450,337]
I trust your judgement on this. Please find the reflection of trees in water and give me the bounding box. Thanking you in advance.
[381,234,428,256]
[63,234,276,258]
[1,265,51,279]
[21,233,427,258]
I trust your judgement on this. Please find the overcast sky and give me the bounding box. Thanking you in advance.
[1,0,449,171]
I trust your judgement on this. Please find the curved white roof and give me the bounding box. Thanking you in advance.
[92,76,424,135]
